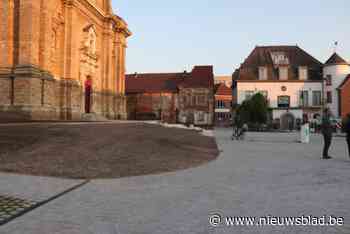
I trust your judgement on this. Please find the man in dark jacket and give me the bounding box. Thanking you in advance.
[345,113,350,158]
[321,108,333,159]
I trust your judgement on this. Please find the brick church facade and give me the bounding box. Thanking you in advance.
[0,0,131,121]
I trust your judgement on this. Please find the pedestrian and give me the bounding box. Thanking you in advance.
[300,114,310,143]
[231,114,240,140]
[344,113,350,158]
[321,108,333,159]
[240,123,248,140]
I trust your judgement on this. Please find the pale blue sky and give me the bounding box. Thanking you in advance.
[111,0,350,75]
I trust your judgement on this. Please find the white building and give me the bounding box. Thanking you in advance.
[323,53,350,118]
[233,46,324,129]
[237,81,322,120]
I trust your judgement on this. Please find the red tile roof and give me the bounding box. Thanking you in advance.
[325,53,348,66]
[125,74,184,93]
[242,45,322,68]
[181,66,214,88]
[234,45,323,81]
[215,83,232,96]
[126,66,214,94]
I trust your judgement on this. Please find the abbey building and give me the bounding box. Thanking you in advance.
[0,0,131,121]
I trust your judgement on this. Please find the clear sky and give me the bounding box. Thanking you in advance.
[111,0,350,75]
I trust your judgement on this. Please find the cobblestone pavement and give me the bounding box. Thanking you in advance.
[1,130,350,234]
[0,195,36,225]
[0,173,85,227]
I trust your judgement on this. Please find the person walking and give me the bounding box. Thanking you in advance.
[321,108,333,159]
[345,113,350,158]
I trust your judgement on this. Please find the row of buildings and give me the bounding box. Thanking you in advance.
[125,69,234,127]
[124,46,350,129]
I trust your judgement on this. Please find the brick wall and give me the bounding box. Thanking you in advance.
[126,93,177,122]
[178,88,214,126]
[340,81,350,118]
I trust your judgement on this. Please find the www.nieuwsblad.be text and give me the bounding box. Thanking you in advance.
[209,214,344,227]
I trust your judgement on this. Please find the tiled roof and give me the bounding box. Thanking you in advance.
[338,74,350,90]
[235,45,323,81]
[241,46,322,67]
[215,83,232,96]
[125,73,184,93]
[181,66,214,88]
[125,66,214,94]
[325,53,349,66]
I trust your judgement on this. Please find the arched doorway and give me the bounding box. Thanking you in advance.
[85,78,92,113]
[280,112,295,130]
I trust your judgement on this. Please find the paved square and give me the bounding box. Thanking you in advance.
[1,129,350,233]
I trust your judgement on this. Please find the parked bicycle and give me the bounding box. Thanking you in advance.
[231,123,248,141]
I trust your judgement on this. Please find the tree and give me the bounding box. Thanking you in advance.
[236,93,268,125]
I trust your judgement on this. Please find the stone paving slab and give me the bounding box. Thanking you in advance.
[1,131,350,233]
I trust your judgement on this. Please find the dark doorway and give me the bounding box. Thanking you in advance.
[85,78,92,113]
[281,112,295,130]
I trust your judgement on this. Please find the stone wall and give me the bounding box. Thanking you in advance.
[0,0,130,121]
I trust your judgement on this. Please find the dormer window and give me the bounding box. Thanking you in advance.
[259,66,267,80]
[299,66,308,80]
[279,67,288,80]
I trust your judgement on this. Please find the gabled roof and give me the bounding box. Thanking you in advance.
[181,66,214,88]
[325,53,349,66]
[125,73,184,94]
[235,45,323,81]
[241,45,323,68]
[125,66,214,94]
[214,83,232,96]
[338,74,350,90]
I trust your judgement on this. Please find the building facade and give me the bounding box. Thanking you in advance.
[125,73,182,122]
[126,66,215,126]
[338,75,350,118]
[0,0,131,121]
[214,83,232,126]
[323,53,350,118]
[233,46,324,129]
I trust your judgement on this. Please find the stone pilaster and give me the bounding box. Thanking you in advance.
[17,0,41,66]
[59,78,82,120]
[62,0,74,80]
[0,0,15,68]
